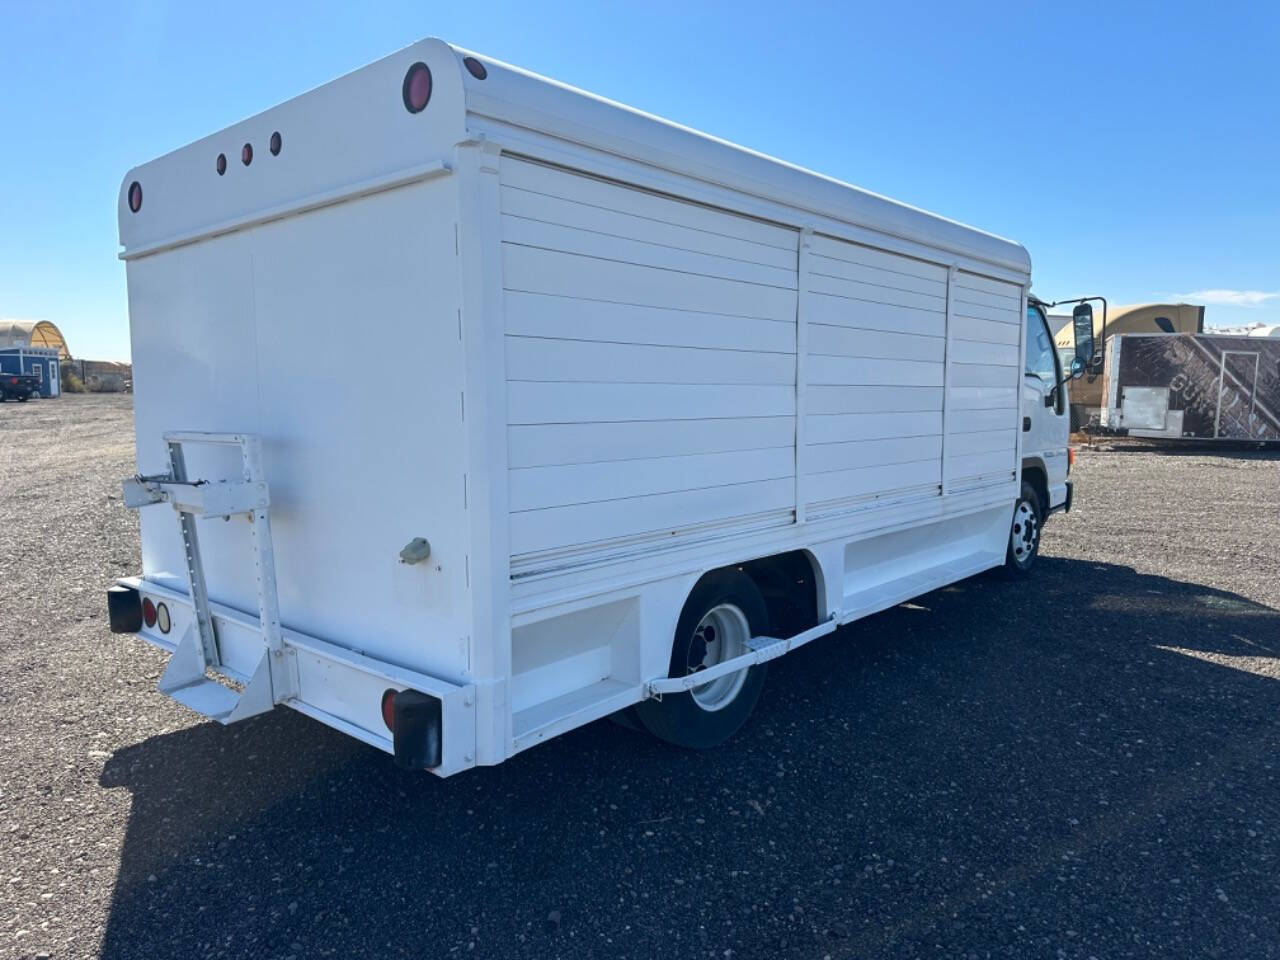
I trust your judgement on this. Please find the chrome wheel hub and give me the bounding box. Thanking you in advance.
[1010,499,1039,562]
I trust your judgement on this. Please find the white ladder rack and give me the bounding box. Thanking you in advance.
[122,432,296,723]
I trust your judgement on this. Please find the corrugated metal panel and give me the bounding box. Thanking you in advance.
[802,235,947,511]
[501,157,800,568]
[945,272,1021,486]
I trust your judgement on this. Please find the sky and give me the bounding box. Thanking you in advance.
[2,1,1278,361]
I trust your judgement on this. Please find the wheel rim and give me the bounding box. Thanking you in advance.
[1010,499,1039,563]
[685,603,751,712]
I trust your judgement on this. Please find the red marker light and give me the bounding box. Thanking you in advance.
[216,153,226,175]
[241,143,253,166]
[402,62,432,113]
[381,689,398,731]
[464,57,487,80]
[142,597,157,628]
[127,181,142,213]
[269,131,282,156]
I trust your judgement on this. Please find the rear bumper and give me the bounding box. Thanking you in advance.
[115,576,477,776]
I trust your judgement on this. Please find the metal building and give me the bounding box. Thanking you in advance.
[0,320,69,398]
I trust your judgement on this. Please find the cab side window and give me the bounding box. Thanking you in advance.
[1025,307,1058,382]
[1025,306,1064,413]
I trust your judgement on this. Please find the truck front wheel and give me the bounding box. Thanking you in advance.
[1003,482,1043,574]
[634,570,769,749]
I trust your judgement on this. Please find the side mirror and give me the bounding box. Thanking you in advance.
[1072,303,1095,365]
[1069,356,1085,379]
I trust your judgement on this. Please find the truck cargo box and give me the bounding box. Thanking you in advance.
[109,38,1063,775]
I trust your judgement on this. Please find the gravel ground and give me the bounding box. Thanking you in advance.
[2,393,1278,960]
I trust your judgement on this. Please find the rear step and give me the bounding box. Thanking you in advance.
[123,432,296,723]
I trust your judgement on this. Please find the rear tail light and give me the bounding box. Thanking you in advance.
[402,62,432,113]
[142,596,157,628]
[127,181,142,213]
[381,689,398,731]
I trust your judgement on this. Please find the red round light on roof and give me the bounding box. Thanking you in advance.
[216,153,227,176]
[402,61,432,113]
[127,181,142,213]
[269,131,282,156]
[381,689,398,731]
[142,597,157,628]
[241,143,253,166]
[463,57,487,80]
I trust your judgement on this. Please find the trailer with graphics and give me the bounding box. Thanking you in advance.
[105,38,1091,776]
[1100,333,1280,441]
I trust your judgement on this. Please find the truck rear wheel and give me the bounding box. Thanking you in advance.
[1003,482,1042,574]
[634,570,769,749]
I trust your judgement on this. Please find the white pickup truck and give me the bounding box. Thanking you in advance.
[105,39,1091,775]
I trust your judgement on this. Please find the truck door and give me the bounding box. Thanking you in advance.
[1023,304,1070,510]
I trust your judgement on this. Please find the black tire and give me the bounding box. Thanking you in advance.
[607,706,644,732]
[1002,481,1043,574]
[633,569,769,749]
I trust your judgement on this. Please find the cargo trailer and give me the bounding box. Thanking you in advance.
[106,39,1090,775]
[1100,333,1280,441]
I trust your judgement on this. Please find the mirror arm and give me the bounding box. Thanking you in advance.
[1048,373,1068,405]
[1049,295,1108,364]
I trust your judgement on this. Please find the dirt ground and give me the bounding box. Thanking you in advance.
[2,393,1278,959]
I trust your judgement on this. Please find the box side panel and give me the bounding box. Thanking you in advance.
[499,156,801,576]
[127,176,474,680]
[803,233,949,512]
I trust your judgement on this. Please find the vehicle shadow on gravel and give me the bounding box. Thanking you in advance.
[98,558,1280,960]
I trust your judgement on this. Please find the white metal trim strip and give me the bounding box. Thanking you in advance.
[941,265,958,496]
[794,227,813,524]
[119,160,453,261]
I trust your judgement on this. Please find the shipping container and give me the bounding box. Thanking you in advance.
[1101,333,1280,441]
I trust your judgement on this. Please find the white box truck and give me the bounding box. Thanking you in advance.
[106,39,1091,775]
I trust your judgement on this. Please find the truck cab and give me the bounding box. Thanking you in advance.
[1009,294,1094,570]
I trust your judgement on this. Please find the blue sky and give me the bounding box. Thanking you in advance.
[2,1,1277,360]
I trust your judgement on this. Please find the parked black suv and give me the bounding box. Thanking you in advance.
[0,373,41,401]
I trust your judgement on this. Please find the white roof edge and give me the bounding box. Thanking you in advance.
[447,41,1031,277]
